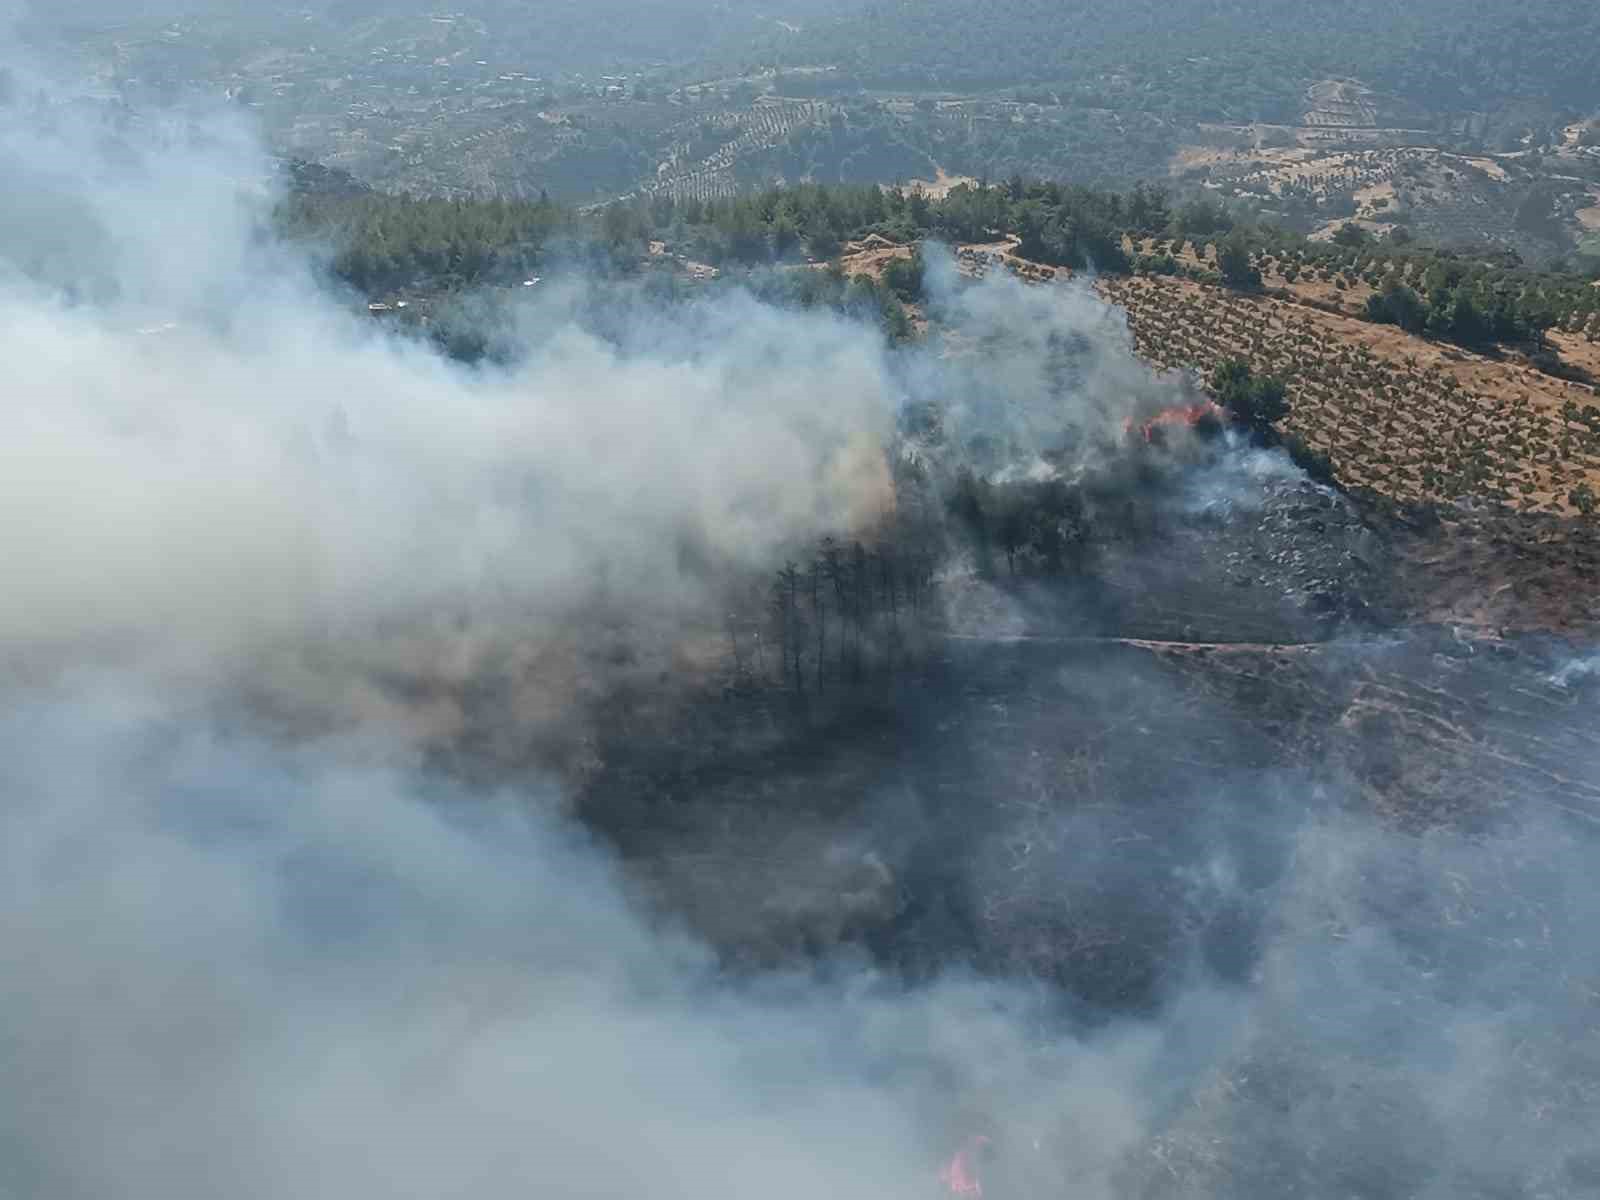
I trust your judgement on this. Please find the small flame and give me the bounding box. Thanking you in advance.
[1124,401,1223,443]
[940,1135,991,1197]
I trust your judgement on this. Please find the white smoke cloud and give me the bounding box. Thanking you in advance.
[0,100,901,667]
[1549,654,1600,689]
[910,244,1185,480]
[0,79,1185,1200]
[9,674,1600,1200]
[2,283,896,641]
[0,683,1188,1200]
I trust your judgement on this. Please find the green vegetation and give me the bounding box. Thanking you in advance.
[1212,359,1288,431]
[881,250,926,303]
[1207,223,1600,353]
[770,0,1600,128]
[282,168,1600,360]
[1357,259,1566,349]
[1217,234,1263,290]
[280,173,1165,284]
[278,190,567,294]
[59,0,1600,211]
[1207,359,1341,483]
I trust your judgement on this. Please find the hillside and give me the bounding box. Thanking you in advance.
[276,169,1600,527]
[772,0,1600,119]
[782,184,1600,516]
[37,0,1600,220]
[14,80,1600,1199]
[1099,265,1600,516]
[1172,141,1600,266]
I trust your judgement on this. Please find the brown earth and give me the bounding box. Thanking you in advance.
[830,236,1600,630]
[831,233,1600,522]
[835,237,915,281]
[1166,142,1593,254]
[1083,259,1600,633]
[1577,189,1600,232]
[890,168,979,199]
[1098,271,1600,517]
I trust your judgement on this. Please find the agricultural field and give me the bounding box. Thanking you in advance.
[822,222,1600,519]
[311,97,686,202]
[1120,233,1600,345]
[1097,267,1600,517]
[1580,188,1600,256]
[1174,141,1598,263]
[613,99,836,206]
[1300,79,1385,132]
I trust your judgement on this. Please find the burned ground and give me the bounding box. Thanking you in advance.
[566,448,1600,1026]
[543,447,1600,1197]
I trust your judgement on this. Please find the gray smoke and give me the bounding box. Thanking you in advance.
[0,685,1120,1200]
[0,79,1178,1200]
[5,64,1600,1200]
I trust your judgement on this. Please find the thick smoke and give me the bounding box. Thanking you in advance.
[0,83,1168,1199]
[0,100,917,785]
[0,688,1077,1200]
[6,71,1600,1200]
[0,114,894,658]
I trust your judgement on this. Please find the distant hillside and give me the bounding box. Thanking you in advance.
[773,0,1600,125]
[43,0,1600,214]
[27,0,850,77]
[280,158,371,200]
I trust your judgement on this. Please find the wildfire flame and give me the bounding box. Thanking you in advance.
[940,1135,991,1197]
[1125,401,1224,443]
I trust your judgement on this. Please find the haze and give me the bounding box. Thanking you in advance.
[4,4,1600,1198]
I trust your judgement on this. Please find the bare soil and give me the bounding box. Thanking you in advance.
[835,237,914,281]
[891,167,979,199]
[1576,189,1600,232]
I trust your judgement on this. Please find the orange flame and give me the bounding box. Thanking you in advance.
[940,1135,991,1197]
[1124,401,1223,443]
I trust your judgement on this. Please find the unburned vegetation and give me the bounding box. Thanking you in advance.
[1100,272,1600,515]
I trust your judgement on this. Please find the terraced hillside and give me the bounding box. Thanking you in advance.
[1175,143,1598,260]
[821,226,1600,519]
[1098,272,1600,516]
[617,100,834,206]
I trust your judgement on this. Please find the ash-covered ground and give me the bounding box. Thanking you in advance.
[542,394,1600,1190]
[586,454,1599,982]
[582,467,1600,1197]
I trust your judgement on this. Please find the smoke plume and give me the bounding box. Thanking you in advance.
[4,67,1600,1200]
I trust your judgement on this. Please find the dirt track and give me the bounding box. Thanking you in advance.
[940,633,1323,653]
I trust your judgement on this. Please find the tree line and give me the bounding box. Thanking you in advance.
[280,166,1600,358]
[738,534,941,695]
[278,188,567,294]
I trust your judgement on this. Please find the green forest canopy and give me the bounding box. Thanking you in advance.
[282,168,1600,358]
